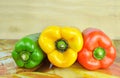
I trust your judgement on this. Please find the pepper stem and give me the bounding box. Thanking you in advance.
[93,47,106,60]
[20,52,30,61]
[55,39,68,52]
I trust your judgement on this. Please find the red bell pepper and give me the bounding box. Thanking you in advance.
[77,28,116,70]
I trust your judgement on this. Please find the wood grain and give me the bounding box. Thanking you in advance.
[0,0,120,39]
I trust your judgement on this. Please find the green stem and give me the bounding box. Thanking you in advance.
[55,39,68,52]
[93,47,106,60]
[20,51,30,61]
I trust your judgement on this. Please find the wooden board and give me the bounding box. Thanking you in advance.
[0,0,120,39]
[0,39,120,78]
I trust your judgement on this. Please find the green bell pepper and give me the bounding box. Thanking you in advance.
[12,33,45,68]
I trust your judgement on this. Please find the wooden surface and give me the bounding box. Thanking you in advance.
[0,0,120,39]
[0,39,120,78]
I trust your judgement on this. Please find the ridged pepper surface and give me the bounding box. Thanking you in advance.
[39,26,83,67]
[12,33,45,68]
[78,28,116,70]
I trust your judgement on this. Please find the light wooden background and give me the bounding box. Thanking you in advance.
[0,0,120,39]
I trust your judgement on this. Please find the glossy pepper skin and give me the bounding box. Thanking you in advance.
[39,26,83,67]
[12,33,45,68]
[77,28,116,70]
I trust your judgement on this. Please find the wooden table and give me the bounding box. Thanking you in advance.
[0,39,120,78]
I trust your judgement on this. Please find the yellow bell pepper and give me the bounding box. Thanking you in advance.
[38,26,83,67]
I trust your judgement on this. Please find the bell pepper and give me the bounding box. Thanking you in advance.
[38,26,83,67]
[77,28,116,70]
[12,33,45,68]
